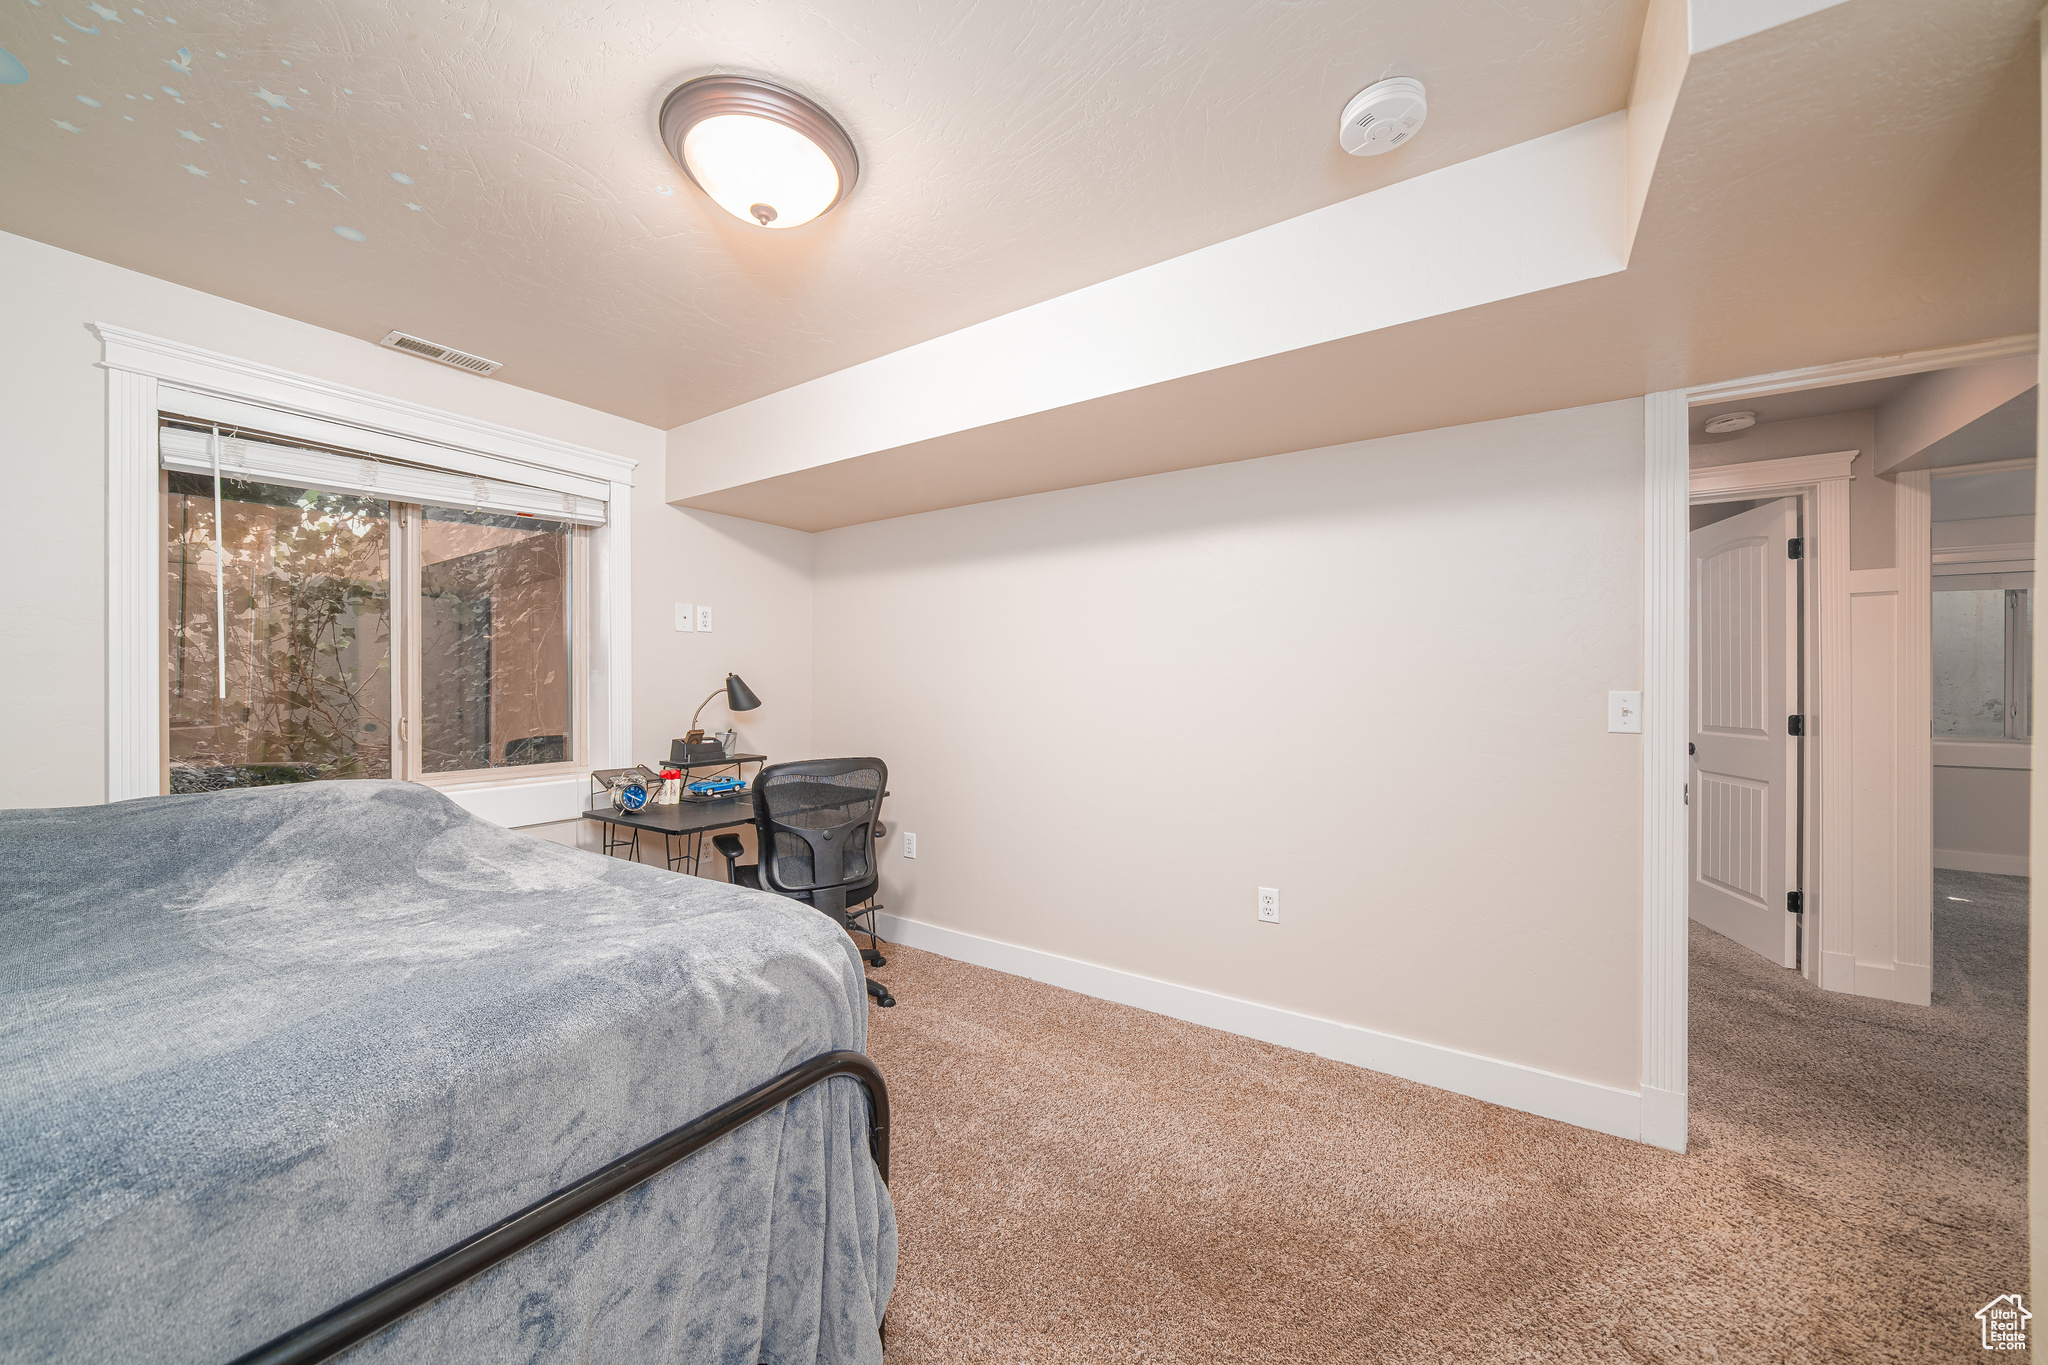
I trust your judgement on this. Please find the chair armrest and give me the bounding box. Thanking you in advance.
[711,833,745,867]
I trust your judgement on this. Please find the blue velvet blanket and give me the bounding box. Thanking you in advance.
[0,781,894,1364]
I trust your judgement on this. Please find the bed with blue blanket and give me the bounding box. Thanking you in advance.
[0,780,895,1365]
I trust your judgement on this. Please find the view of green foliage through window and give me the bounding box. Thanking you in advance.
[166,474,394,791]
[165,464,575,793]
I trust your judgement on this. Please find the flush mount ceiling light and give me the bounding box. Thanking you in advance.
[1339,76,1427,156]
[659,75,859,229]
[1703,411,1758,434]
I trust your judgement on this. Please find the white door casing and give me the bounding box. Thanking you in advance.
[1690,499,1801,967]
[1689,449,1854,990]
[1647,340,2033,1157]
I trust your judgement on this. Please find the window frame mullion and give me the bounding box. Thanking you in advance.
[391,502,424,780]
[2007,587,2032,743]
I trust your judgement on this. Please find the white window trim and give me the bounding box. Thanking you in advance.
[98,323,635,826]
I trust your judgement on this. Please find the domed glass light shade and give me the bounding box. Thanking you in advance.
[660,76,859,229]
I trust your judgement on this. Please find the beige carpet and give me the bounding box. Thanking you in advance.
[863,871,2028,1363]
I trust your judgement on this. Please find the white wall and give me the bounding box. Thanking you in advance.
[812,400,1648,1094]
[524,493,815,853]
[1932,766,2030,874]
[585,502,813,858]
[0,229,1662,1126]
[0,230,814,831]
[1691,408,1894,567]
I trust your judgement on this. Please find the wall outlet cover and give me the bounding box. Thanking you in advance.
[1608,690,1643,734]
[673,602,694,632]
[695,605,714,632]
[1258,886,1280,923]
[903,832,917,859]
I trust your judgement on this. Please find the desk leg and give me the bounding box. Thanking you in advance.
[663,830,703,876]
[602,820,639,860]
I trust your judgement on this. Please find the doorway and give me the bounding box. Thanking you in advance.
[1930,460,2034,881]
[1688,496,1804,969]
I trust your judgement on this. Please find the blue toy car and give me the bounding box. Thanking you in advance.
[687,775,748,797]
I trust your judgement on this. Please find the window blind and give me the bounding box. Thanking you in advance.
[159,422,608,526]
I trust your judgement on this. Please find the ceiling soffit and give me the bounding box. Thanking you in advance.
[667,0,2040,530]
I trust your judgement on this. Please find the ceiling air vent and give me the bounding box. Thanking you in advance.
[378,330,503,376]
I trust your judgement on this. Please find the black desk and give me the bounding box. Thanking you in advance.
[582,794,755,875]
[583,777,891,878]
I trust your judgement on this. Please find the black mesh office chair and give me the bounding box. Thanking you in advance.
[711,758,896,1008]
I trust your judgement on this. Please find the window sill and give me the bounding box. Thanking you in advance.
[1932,740,2031,771]
[419,769,591,829]
[414,763,588,791]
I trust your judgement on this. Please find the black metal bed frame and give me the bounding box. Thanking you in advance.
[226,1050,890,1365]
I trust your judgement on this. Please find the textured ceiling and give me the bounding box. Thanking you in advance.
[1687,376,1917,437]
[673,0,2039,530]
[0,0,1648,427]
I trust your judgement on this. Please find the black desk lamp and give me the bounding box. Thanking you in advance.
[691,673,762,733]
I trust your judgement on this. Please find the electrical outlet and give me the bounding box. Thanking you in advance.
[695,605,714,632]
[1608,690,1642,734]
[673,602,694,632]
[1258,886,1279,923]
[902,832,917,859]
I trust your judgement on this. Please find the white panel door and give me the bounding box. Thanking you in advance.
[1690,499,1800,966]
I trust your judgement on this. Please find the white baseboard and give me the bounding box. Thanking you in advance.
[1818,948,1858,994]
[1640,1084,1688,1153]
[1853,960,1932,1007]
[1821,949,1931,1006]
[874,913,1656,1147]
[1934,847,2029,877]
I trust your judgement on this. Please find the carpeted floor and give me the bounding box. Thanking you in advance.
[863,869,2029,1363]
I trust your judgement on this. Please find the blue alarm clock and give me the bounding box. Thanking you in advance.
[612,777,649,812]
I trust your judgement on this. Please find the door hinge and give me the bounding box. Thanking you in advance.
[1787,890,1804,915]
[1787,537,1804,560]
[1787,714,1806,736]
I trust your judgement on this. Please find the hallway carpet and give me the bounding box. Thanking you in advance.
[862,871,2028,1363]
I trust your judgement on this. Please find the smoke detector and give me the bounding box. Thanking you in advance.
[1339,77,1427,156]
[378,330,503,376]
[1703,411,1758,434]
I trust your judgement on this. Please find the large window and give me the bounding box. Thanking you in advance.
[1933,583,2032,742]
[162,421,588,793]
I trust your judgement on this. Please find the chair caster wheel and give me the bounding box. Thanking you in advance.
[867,952,887,967]
[875,993,896,1008]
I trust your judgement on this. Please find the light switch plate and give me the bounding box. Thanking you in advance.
[695,605,714,633]
[1609,690,1643,734]
[673,602,694,632]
